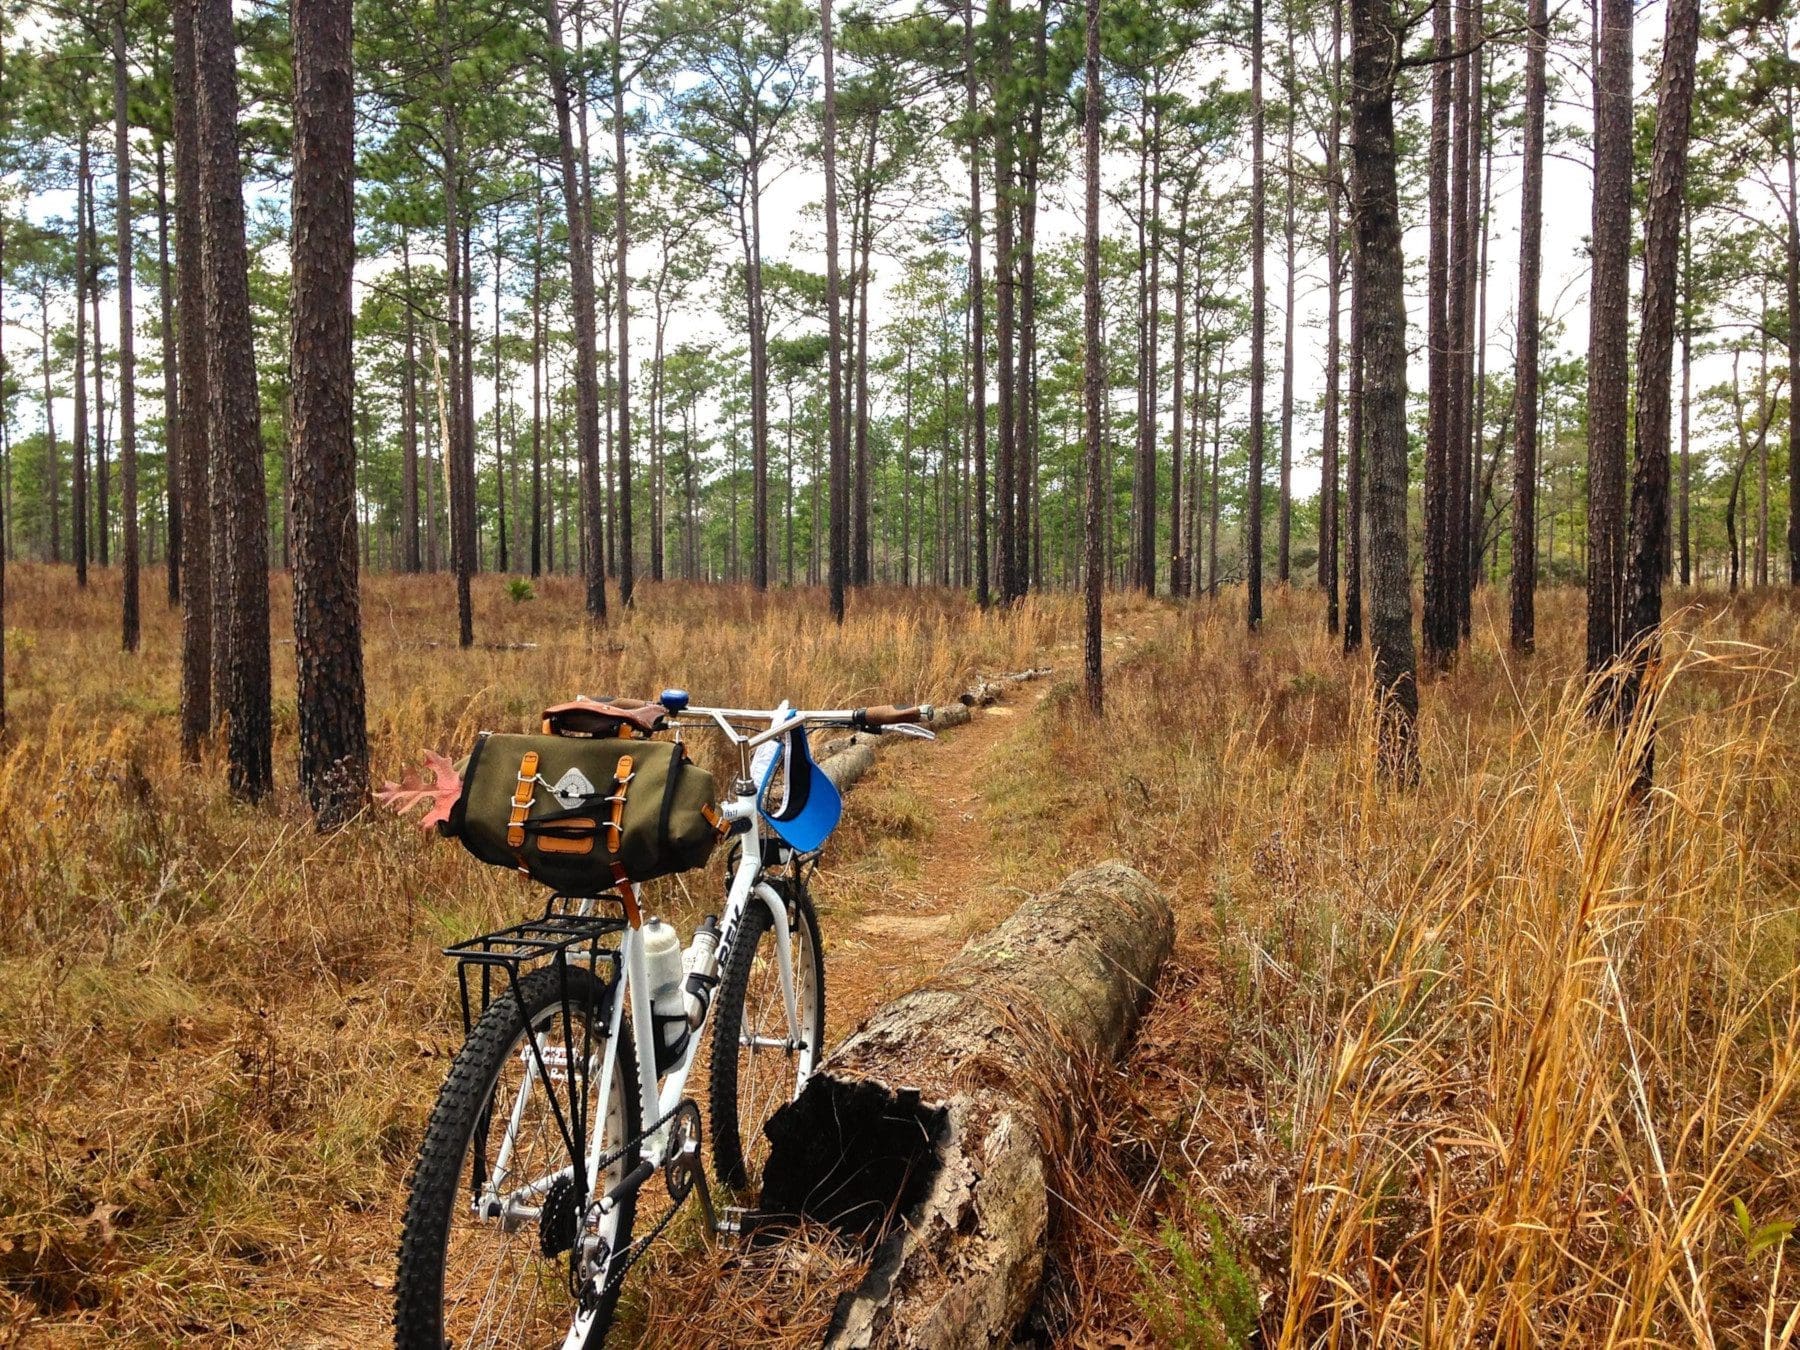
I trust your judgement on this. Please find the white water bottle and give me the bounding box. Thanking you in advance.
[642,919,690,1067]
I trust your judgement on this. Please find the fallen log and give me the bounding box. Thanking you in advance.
[957,666,1053,708]
[815,674,1034,788]
[757,862,1174,1349]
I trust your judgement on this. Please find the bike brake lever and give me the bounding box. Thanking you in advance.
[882,724,937,741]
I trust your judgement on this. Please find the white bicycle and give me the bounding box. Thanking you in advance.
[392,690,933,1349]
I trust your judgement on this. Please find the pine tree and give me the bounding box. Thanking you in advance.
[290,0,367,828]
[1619,0,1702,766]
[1510,0,1547,652]
[1349,0,1418,779]
[172,0,210,756]
[1586,0,1632,680]
[194,0,271,802]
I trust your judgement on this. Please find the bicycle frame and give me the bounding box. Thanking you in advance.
[483,705,824,1231]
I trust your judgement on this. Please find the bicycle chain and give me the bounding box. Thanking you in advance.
[568,1098,710,1309]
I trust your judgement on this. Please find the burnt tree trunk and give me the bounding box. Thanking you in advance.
[173,0,211,755]
[290,0,368,829]
[73,127,90,588]
[401,235,422,573]
[963,0,989,610]
[1421,0,1454,671]
[993,0,1018,606]
[760,863,1172,1348]
[115,10,140,652]
[1082,0,1103,713]
[1510,0,1547,652]
[824,0,847,619]
[1278,5,1296,584]
[1618,0,1700,762]
[1247,0,1266,629]
[1322,0,1344,631]
[157,140,181,609]
[1586,0,1632,677]
[611,0,634,604]
[1351,0,1419,780]
[196,0,272,801]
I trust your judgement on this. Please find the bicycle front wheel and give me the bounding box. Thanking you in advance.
[395,964,640,1350]
[709,879,826,1193]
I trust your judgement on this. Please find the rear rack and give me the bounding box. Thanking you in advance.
[445,893,629,1036]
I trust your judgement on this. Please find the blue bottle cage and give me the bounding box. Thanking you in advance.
[753,709,843,854]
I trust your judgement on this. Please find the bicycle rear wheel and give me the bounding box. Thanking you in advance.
[395,964,639,1350]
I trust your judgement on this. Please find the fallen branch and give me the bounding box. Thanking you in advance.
[757,862,1174,1349]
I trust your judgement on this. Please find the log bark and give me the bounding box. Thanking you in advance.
[758,863,1173,1349]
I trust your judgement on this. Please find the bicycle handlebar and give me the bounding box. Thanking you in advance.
[853,704,928,729]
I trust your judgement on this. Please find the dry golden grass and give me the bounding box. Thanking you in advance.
[1,564,1796,1347]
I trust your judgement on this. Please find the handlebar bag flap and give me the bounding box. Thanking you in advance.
[445,732,721,889]
[754,723,842,854]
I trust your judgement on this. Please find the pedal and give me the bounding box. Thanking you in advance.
[717,1206,753,1236]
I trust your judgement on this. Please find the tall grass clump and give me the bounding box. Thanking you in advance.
[1020,588,1800,1346]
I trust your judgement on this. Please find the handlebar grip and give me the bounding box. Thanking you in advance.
[856,704,927,728]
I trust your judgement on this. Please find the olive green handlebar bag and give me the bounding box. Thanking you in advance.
[444,731,722,891]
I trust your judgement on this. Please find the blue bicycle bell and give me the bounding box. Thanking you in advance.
[659,688,690,714]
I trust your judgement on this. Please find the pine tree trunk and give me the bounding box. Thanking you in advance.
[1209,340,1224,598]
[530,212,543,580]
[1146,107,1166,596]
[1463,26,1489,626]
[397,237,420,571]
[1350,0,1419,781]
[854,166,874,588]
[73,127,90,587]
[1445,0,1471,643]
[963,0,989,610]
[196,0,272,801]
[1422,0,1453,671]
[157,140,181,610]
[1784,84,1799,586]
[1586,0,1632,677]
[1343,88,1364,654]
[1278,6,1296,585]
[90,177,110,572]
[1510,0,1547,652]
[1618,0,1699,765]
[290,0,368,828]
[611,4,634,605]
[1678,213,1691,587]
[1247,0,1266,629]
[115,12,140,653]
[1082,0,1103,714]
[1169,195,1187,598]
[993,0,1018,607]
[1322,0,1344,632]
[541,0,606,621]
[824,0,848,622]
[39,291,62,566]
[492,222,508,573]
[172,0,211,754]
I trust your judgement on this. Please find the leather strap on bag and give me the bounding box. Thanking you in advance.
[700,801,729,839]
[605,754,635,854]
[506,750,540,870]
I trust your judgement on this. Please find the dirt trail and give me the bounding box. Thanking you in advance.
[823,676,1056,1029]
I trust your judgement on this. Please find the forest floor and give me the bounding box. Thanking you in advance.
[3,568,1798,1346]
